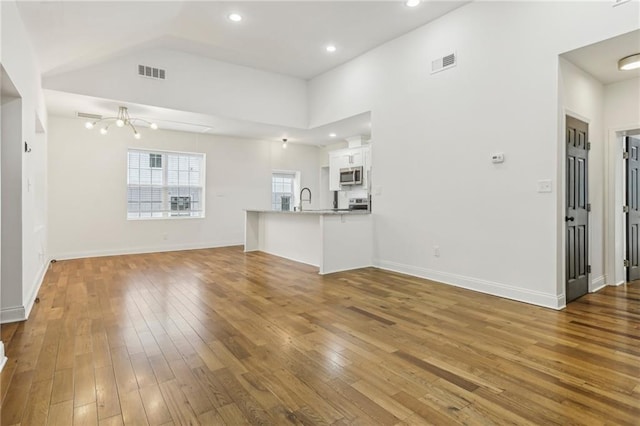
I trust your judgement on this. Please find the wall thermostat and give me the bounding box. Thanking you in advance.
[491,153,505,163]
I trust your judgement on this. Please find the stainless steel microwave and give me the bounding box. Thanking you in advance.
[339,166,363,185]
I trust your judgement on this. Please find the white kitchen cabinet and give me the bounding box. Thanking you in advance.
[328,145,371,191]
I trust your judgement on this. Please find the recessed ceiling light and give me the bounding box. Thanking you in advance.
[329,133,337,138]
[326,45,337,53]
[228,13,242,22]
[405,0,421,7]
[619,53,640,71]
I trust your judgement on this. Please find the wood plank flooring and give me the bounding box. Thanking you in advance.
[1,246,639,425]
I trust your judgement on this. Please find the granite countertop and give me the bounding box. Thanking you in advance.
[246,209,371,215]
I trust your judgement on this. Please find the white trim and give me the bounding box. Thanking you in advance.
[375,259,565,310]
[614,280,626,286]
[0,342,7,372]
[590,275,606,293]
[51,240,242,261]
[320,264,374,276]
[1,259,51,325]
[606,125,640,289]
[0,305,26,324]
[257,249,319,269]
[24,257,51,319]
[564,109,592,126]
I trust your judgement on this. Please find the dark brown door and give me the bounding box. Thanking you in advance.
[566,116,589,303]
[626,136,640,281]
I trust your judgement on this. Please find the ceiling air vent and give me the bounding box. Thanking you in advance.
[77,112,102,120]
[138,64,166,80]
[431,52,457,74]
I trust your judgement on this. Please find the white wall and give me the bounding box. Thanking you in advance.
[1,0,4,368]
[604,77,640,286]
[1,0,48,324]
[1,98,22,315]
[605,78,640,127]
[558,57,605,292]
[44,47,308,129]
[307,1,639,308]
[47,116,321,259]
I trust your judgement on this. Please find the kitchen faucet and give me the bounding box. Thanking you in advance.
[299,187,311,211]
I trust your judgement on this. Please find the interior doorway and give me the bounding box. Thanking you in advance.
[624,135,640,282]
[565,116,590,303]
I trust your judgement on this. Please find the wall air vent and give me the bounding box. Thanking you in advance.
[77,112,102,120]
[431,52,457,74]
[138,65,166,80]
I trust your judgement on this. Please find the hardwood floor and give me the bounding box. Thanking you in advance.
[1,246,639,425]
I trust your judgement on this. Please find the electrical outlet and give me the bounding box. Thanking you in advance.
[434,245,440,257]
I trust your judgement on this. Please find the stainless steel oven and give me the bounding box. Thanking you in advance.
[349,197,370,211]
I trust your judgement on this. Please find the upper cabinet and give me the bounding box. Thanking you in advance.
[329,145,371,191]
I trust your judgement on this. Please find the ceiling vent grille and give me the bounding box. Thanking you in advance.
[77,112,102,120]
[138,65,166,80]
[431,52,457,74]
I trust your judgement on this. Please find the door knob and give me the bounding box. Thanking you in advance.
[565,216,575,222]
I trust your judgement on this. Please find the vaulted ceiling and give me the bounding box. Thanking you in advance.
[16,1,469,143]
[17,1,468,80]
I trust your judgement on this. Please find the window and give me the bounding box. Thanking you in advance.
[149,153,162,168]
[127,149,205,219]
[272,172,297,211]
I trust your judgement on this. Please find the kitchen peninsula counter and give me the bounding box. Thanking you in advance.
[244,209,372,274]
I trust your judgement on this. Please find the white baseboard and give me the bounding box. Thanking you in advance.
[51,240,243,261]
[0,342,7,372]
[590,275,607,293]
[0,305,26,324]
[0,257,51,324]
[374,259,564,310]
[24,257,51,319]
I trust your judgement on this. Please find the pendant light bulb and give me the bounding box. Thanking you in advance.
[150,123,158,130]
[134,132,141,140]
[282,138,288,149]
[116,119,125,127]
[85,121,94,129]
[100,127,108,135]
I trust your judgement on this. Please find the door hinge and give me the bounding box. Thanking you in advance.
[586,203,591,212]
[624,151,630,159]
[624,259,631,268]
[587,142,591,150]
[587,265,591,274]
[624,205,630,213]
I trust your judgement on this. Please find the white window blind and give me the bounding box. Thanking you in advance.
[127,149,205,219]
[272,172,295,211]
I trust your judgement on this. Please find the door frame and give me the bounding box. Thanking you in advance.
[605,125,640,287]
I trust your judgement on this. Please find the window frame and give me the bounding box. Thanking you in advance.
[127,148,206,221]
[271,170,300,211]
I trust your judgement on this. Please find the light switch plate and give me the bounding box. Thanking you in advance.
[537,179,552,193]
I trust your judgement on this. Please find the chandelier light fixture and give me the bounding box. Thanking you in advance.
[84,106,158,139]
